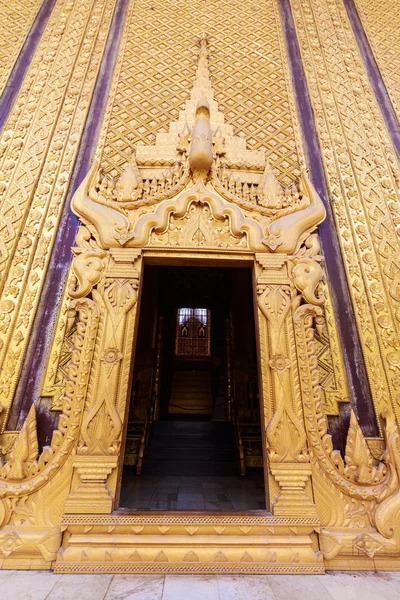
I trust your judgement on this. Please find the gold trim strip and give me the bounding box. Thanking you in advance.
[353,0,400,126]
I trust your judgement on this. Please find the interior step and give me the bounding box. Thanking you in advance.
[151,421,233,436]
[144,461,238,476]
[168,370,213,415]
[146,446,238,462]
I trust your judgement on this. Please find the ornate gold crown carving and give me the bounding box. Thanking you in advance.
[71,35,326,257]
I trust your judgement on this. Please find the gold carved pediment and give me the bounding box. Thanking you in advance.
[72,156,325,255]
[71,35,325,256]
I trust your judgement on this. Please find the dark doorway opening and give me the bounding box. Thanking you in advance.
[120,265,266,511]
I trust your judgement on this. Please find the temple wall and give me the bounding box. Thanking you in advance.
[289,0,400,433]
[0,0,399,573]
[0,0,44,98]
[96,0,303,185]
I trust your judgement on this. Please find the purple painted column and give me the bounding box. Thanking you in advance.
[344,0,400,161]
[0,0,58,130]
[8,0,130,447]
[279,0,378,449]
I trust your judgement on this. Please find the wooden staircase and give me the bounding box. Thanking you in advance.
[168,370,213,415]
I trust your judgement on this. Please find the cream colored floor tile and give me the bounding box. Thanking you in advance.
[163,575,219,600]
[363,572,400,600]
[318,572,392,600]
[0,569,15,584]
[105,574,164,600]
[1,570,61,600]
[47,574,113,600]
[268,574,333,600]
[217,575,277,599]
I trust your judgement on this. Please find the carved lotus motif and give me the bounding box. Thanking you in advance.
[263,235,282,251]
[0,299,14,314]
[102,348,123,365]
[268,354,291,373]
[353,534,384,558]
[0,532,23,557]
[113,225,133,245]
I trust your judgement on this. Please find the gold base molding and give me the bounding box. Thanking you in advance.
[55,513,324,574]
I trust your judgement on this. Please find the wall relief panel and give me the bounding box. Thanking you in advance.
[0,0,118,433]
[0,0,44,98]
[353,0,400,127]
[0,0,399,575]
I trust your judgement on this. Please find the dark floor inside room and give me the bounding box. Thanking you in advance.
[119,470,266,511]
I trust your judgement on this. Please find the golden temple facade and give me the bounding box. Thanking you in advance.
[0,0,399,574]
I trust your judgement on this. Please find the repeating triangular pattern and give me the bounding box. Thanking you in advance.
[98,0,303,187]
[354,0,400,119]
[0,0,43,96]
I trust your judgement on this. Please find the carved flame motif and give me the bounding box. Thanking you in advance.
[70,35,325,255]
[1,405,38,480]
[344,410,386,484]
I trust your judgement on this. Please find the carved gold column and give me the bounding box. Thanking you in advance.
[65,248,142,514]
[255,253,318,518]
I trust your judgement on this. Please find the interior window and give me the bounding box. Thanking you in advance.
[175,308,210,357]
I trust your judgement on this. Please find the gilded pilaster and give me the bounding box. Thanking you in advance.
[254,253,318,518]
[66,248,142,514]
[0,0,44,97]
[289,0,400,429]
[0,0,118,429]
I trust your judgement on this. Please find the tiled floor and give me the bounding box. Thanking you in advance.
[0,571,400,600]
[119,471,266,510]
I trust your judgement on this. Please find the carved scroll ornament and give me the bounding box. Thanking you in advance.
[2,31,399,574]
[294,303,400,559]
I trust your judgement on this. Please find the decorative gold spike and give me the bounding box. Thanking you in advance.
[2,404,38,480]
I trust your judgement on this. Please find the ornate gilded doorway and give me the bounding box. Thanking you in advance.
[120,264,267,510]
[0,34,329,573]
[2,30,399,575]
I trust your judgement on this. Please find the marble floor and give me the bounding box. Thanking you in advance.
[0,570,400,600]
[119,471,266,510]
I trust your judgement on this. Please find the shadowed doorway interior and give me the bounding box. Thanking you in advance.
[119,266,266,511]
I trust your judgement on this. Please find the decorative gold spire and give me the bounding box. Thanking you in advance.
[135,34,265,171]
[189,95,213,177]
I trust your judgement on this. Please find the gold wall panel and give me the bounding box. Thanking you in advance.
[0,0,44,97]
[96,0,303,187]
[353,0,400,123]
[0,5,399,572]
[289,0,400,429]
[42,0,348,419]
[0,0,117,428]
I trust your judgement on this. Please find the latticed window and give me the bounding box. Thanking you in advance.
[175,308,211,357]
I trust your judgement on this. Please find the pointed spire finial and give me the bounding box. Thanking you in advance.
[193,33,212,94]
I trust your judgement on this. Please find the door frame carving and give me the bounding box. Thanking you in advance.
[1,34,399,573]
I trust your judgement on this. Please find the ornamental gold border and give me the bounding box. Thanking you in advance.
[0,0,118,430]
[289,0,400,430]
[0,0,44,97]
